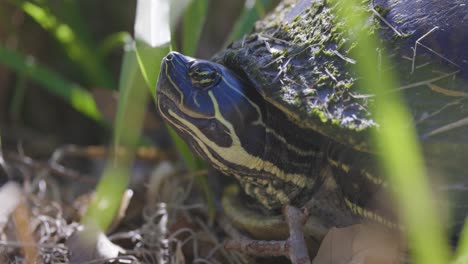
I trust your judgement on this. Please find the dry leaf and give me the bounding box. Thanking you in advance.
[0,181,23,225]
[313,224,403,264]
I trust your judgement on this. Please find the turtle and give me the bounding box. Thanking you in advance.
[156,0,468,261]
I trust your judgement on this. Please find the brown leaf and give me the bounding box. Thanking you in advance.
[313,224,404,264]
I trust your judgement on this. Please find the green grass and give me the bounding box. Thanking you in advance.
[182,0,208,56]
[83,40,149,229]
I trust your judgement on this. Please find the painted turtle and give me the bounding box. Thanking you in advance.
[156,0,468,261]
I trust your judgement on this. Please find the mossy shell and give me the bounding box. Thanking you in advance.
[213,0,468,151]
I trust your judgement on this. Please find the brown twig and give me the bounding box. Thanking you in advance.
[6,153,97,185]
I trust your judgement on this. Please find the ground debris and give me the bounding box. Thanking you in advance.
[0,146,240,263]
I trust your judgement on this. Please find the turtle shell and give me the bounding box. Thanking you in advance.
[213,0,468,151]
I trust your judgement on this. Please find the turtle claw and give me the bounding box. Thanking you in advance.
[225,205,311,264]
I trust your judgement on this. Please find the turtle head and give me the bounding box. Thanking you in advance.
[157,51,322,210]
[156,51,266,170]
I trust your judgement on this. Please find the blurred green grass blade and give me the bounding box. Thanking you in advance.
[134,0,171,95]
[58,0,95,46]
[254,0,267,17]
[332,0,450,263]
[113,42,150,151]
[0,45,103,121]
[135,40,170,98]
[225,0,275,44]
[83,41,150,230]
[16,1,115,88]
[454,221,468,263]
[181,0,208,56]
[98,32,132,59]
[82,165,130,230]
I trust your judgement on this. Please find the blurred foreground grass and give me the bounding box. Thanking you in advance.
[334,0,451,263]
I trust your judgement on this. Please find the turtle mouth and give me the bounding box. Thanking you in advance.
[156,68,181,116]
[156,87,177,116]
[157,86,213,121]
[157,82,213,139]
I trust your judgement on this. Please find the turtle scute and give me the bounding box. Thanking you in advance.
[213,0,380,150]
[213,0,468,148]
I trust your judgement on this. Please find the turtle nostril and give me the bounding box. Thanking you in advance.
[165,53,174,61]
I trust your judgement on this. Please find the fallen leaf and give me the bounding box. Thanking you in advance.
[313,224,404,264]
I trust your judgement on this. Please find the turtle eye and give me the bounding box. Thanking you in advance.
[188,62,221,90]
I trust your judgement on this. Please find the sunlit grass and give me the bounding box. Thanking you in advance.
[83,39,149,230]
[181,0,208,56]
[133,0,195,170]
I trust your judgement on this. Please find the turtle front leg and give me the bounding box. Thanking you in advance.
[225,205,311,264]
